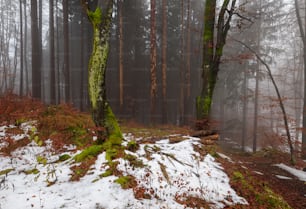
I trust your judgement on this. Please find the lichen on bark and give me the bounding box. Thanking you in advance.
[83,0,122,149]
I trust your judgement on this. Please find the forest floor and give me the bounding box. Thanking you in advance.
[0,94,306,209]
[216,143,306,209]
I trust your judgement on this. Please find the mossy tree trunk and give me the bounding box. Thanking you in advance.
[197,0,236,119]
[81,0,122,147]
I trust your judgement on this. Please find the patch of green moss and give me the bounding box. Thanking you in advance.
[126,140,139,152]
[0,168,14,176]
[105,148,118,162]
[258,186,292,209]
[74,145,103,162]
[104,105,123,147]
[232,170,292,208]
[99,169,113,178]
[15,118,26,126]
[232,171,244,181]
[24,168,40,175]
[124,154,145,168]
[57,154,71,162]
[88,7,102,27]
[36,156,47,165]
[114,175,136,189]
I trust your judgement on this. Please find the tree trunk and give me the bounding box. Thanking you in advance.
[150,0,157,123]
[81,0,122,147]
[179,0,185,125]
[161,0,167,124]
[56,0,60,103]
[186,0,191,99]
[30,0,41,99]
[253,0,262,153]
[242,64,248,151]
[24,0,29,94]
[197,0,236,120]
[63,0,70,103]
[49,0,56,104]
[118,0,124,108]
[80,11,85,111]
[294,0,306,159]
[19,0,23,96]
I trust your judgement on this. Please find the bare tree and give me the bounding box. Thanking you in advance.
[19,0,24,96]
[161,0,167,123]
[150,0,157,122]
[50,0,56,104]
[30,0,41,99]
[294,0,306,159]
[63,0,70,102]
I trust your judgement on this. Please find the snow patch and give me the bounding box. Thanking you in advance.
[274,163,306,182]
[0,126,248,209]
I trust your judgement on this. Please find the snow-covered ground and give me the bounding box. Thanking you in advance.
[0,122,248,209]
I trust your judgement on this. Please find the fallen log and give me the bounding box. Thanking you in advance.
[191,130,217,138]
[199,134,219,145]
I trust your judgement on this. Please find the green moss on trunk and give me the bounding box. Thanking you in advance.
[85,1,123,155]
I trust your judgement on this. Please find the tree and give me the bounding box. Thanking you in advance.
[63,0,70,102]
[118,0,124,109]
[196,0,237,119]
[81,0,122,147]
[294,0,306,159]
[49,0,56,104]
[30,0,41,99]
[19,0,24,96]
[161,0,167,123]
[235,39,295,164]
[150,0,157,122]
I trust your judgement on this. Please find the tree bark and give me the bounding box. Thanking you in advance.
[118,0,124,108]
[150,0,157,123]
[197,0,236,119]
[30,0,41,99]
[81,0,122,147]
[19,0,23,96]
[179,0,185,125]
[49,0,56,104]
[24,0,29,94]
[63,0,70,103]
[161,0,167,124]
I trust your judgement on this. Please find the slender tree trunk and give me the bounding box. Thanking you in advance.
[150,0,157,123]
[56,0,60,103]
[80,11,85,110]
[31,0,41,99]
[24,0,29,94]
[253,62,259,152]
[118,0,124,108]
[186,0,191,99]
[242,65,248,151]
[161,0,167,124]
[63,0,70,103]
[294,0,306,159]
[179,0,185,125]
[50,0,56,104]
[19,0,23,96]
[253,0,262,153]
[236,39,295,164]
[38,0,43,99]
